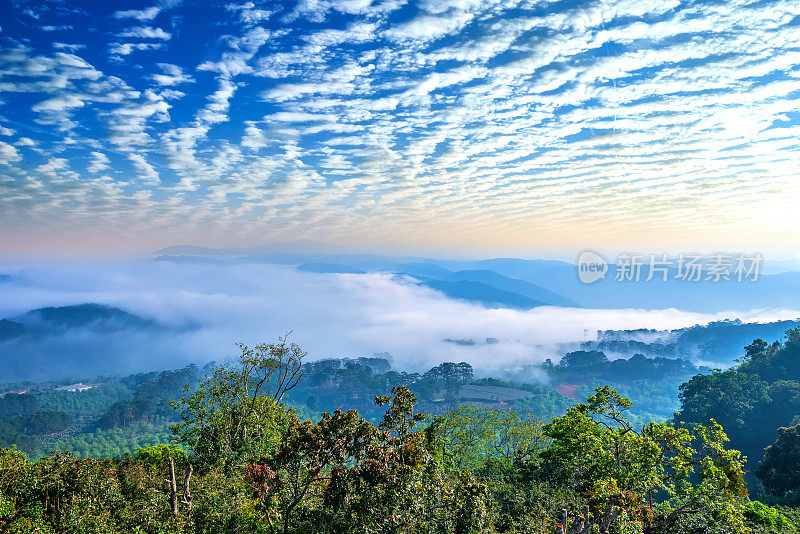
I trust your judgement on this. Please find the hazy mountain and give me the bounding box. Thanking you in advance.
[421,280,546,310]
[297,263,366,274]
[437,270,578,307]
[531,266,800,313]
[154,251,577,310]
[0,320,24,342]
[442,259,800,313]
[569,318,800,365]
[153,255,232,264]
[0,304,172,381]
[441,258,575,281]
[151,247,800,313]
[390,262,455,278]
[14,304,158,332]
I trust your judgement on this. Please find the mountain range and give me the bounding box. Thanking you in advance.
[0,304,169,381]
[153,241,800,313]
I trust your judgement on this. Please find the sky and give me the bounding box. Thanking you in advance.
[1,0,800,256]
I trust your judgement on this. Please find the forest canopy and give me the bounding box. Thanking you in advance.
[2,335,800,533]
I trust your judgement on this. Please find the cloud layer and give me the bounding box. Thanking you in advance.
[2,259,798,379]
[1,0,799,253]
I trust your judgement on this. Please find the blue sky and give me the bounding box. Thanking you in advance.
[1,0,799,255]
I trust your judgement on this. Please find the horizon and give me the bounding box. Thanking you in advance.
[3,239,800,265]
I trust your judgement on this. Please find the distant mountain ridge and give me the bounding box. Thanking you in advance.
[421,280,547,310]
[152,244,579,310]
[297,263,366,274]
[0,304,170,381]
[436,269,578,307]
[577,319,800,364]
[152,243,800,313]
[16,304,158,331]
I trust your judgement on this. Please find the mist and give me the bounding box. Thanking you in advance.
[2,258,799,381]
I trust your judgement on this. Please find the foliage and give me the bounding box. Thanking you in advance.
[0,394,40,419]
[742,501,797,533]
[0,411,72,456]
[426,404,544,473]
[542,386,748,534]
[248,386,488,533]
[49,423,173,459]
[548,351,699,385]
[756,424,800,497]
[2,336,799,533]
[172,336,303,468]
[678,328,800,470]
[96,365,204,430]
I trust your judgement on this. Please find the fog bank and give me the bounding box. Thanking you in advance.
[1,259,799,379]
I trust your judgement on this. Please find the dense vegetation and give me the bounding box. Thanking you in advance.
[4,331,800,531]
[583,319,800,362]
[1,335,794,533]
[0,346,688,460]
[0,367,208,459]
[677,330,800,477]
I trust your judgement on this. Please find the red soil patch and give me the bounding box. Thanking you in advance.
[555,384,580,400]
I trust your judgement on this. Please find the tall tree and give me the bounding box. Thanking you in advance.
[172,335,303,467]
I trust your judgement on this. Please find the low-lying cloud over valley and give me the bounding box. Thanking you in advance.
[2,258,799,380]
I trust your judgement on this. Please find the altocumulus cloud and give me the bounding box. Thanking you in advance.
[0,0,799,252]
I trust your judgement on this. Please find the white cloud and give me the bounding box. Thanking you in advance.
[261,62,372,101]
[151,63,194,86]
[113,7,161,21]
[2,261,798,374]
[117,26,172,40]
[3,0,800,253]
[303,22,378,50]
[196,79,237,125]
[384,12,474,42]
[31,94,85,113]
[197,27,273,77]
[225,2,274,25]
[53,43,87,53]
[0,141,21,164]
[129,153,160,183]
[35,157,69,173]
[106,92,171,147]
[267,112,337,122]
[109,42,165,56]
[40,25,73,32]
[88,151,110,173]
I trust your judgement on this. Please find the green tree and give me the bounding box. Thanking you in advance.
[677,369,771,464]
[172,335,303,467]
[542,386,747,534]
[756,424,800,497]
[248,386,488,534]
[426,404,544,473]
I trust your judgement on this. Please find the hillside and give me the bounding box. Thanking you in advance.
[0,304,174,381]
